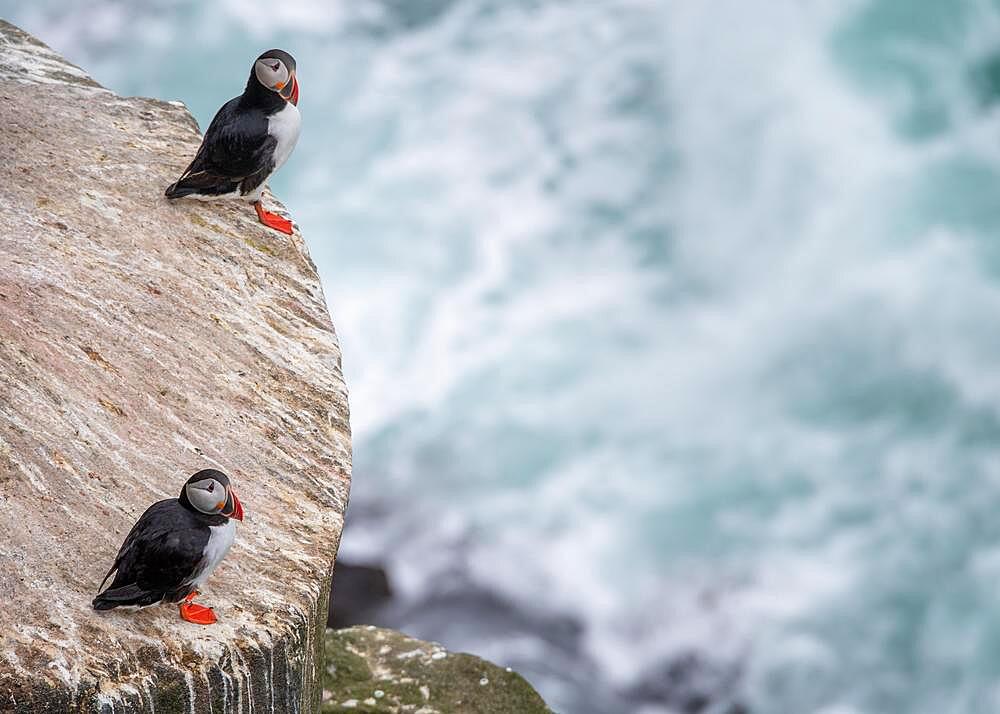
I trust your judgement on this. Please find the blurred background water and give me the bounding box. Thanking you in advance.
[7,0,1000,711]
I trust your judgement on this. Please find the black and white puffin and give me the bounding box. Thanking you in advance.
[92,469,245,625]
[165,49,301,235]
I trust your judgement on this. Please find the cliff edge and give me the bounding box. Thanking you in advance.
[0,19,351,713]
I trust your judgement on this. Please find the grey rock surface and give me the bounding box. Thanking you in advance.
[0,19,351,714]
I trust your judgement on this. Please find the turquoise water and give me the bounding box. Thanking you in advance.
[8,1,1000,711]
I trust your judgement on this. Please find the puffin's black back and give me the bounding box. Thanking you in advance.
[92,497,224,610]
[163,95,278,200]
[164,49,296,201]
[163,54,289,201]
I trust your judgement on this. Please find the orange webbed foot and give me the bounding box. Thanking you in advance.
[179,600,217,625]
[254,201,294,235]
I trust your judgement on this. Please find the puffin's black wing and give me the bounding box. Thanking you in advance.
[165,97,277,199]
[93,500,210,610]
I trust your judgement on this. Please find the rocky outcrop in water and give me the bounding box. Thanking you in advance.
[0,19,351,713]
[322,627,550,713]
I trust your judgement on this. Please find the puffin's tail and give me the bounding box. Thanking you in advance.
[165,170,240,200]
[92,584,160,611]
[164,179,202,199]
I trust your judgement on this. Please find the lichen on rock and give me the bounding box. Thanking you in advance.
[0,18,350,714]
[322,627,551,714]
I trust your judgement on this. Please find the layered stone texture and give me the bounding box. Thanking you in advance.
[0,19,351,713]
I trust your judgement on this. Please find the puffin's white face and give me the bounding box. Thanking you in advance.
[253,52,299,105]
[185,475,229,515]
[255,57,291,92]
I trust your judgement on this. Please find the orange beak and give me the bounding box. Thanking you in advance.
[279,73,299,106]
[222,487,244,521]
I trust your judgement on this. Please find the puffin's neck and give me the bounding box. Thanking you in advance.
[241,75,286,113]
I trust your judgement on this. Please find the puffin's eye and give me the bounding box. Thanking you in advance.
[208,482,215,492]
[271,63,280,71]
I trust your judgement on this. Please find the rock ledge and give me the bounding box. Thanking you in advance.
[0,19,351,714]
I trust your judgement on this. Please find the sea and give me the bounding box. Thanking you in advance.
[6,1,1000,712]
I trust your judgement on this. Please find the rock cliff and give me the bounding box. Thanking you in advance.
[0,19,351,713]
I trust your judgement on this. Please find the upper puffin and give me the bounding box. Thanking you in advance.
[92,469,245,625]
[165,49,301,234]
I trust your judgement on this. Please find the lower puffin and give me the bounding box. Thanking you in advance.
[92,469,244,625]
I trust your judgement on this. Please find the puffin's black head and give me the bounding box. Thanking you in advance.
[179,469,245,521]
[253,49,298,106]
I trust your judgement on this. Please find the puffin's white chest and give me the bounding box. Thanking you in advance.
[268,102,301,172]
[191,519,236,588]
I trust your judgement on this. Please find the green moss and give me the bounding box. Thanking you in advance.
[189,211,278,257]
[325,635,374,685]
[188,212,228,237]
[242,235,278,256]
[322,627,551,714]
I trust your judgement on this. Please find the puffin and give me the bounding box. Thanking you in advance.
[165,49,301,235]
[92,469,245,625]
